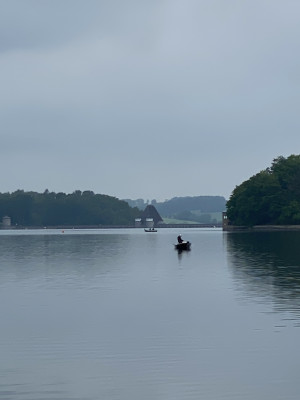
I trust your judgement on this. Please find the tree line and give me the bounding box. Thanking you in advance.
[226,155,300,226]
[0,190,140,227]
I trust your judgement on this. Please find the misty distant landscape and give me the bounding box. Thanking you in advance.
[0,191,226,227]
[124,196,226,225]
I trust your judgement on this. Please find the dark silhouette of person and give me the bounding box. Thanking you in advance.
[177,234,183,243]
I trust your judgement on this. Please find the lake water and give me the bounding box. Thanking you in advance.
[1,228,300,400]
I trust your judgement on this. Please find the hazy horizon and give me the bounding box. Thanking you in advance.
[2,1,300,201]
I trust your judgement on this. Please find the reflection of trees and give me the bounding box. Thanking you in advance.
[225,231,300,314]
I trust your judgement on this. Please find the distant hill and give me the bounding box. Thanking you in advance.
[154,196,226,215]
[124,196,226,224]
[123,198,146,210]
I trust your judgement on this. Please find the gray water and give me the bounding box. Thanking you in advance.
[0,228,300,400]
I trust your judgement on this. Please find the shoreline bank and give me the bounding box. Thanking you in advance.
[223,224,300,232]
[1,223,222,230]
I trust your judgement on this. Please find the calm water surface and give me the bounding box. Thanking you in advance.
[0,228,300,400]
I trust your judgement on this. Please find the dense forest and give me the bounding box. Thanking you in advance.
[124,196,226,224]
[226,155,300,226]
[0,190,140,227]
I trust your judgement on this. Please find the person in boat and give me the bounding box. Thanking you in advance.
[177,234,183,243]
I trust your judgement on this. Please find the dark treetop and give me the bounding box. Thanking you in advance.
[0,190,140,227]
[226,155,300,226]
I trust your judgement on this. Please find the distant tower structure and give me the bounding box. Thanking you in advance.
[135,218,142,227]
[2,216,11,228]
[222,212,229,230]
[145,218,154,228]
[141,205,163,227]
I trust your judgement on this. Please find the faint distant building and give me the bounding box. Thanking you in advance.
[222,212,229,230]
[145,218,154,228]
[2,216,11,228]
[135,218,142,227]
[140,205,163,227]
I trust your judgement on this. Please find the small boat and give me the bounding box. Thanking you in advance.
[174,241,191,251]
[144,228,157,232]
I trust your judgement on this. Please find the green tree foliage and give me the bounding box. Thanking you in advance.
[226,155,300,226]
[0,190,140,227]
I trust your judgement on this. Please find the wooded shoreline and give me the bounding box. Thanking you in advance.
[1,223,222,230]
[223,224,300,232]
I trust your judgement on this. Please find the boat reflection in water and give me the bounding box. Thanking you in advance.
[225,231,300,315]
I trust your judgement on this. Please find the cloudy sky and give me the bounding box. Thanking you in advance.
[1,0,300,201]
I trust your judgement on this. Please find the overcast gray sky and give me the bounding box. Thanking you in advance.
[1,0,300,201]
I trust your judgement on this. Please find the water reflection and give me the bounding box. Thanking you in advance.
[0,233,131,289]
[225,231,300,316]
[1,230,300,399]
